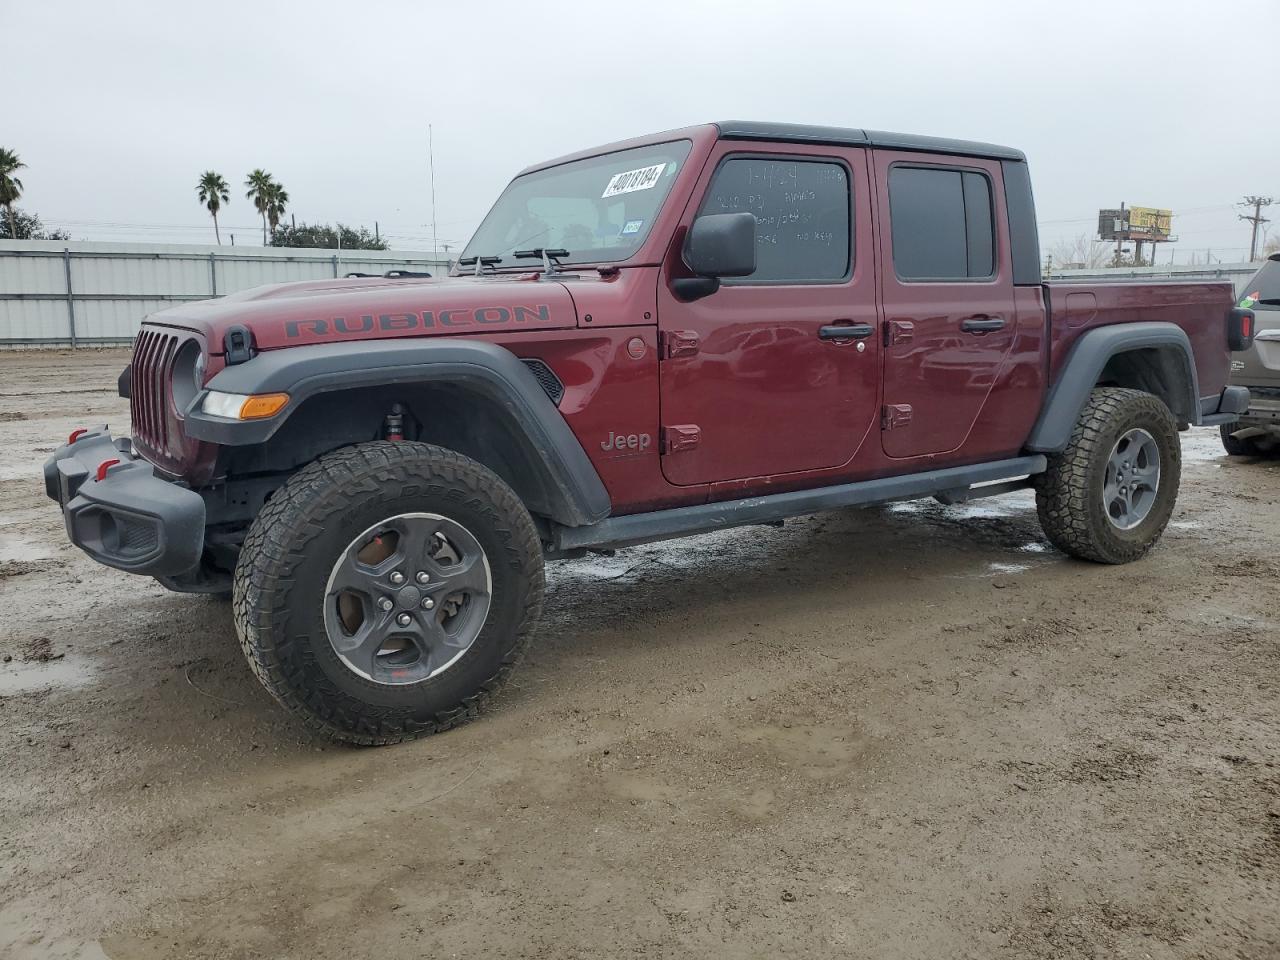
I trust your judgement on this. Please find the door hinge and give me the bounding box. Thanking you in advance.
[661,424,701,454]
[885,319,914,347]
[660,329,700,359]
[882,404,913,430]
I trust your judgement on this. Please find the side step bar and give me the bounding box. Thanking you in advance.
[547,455,1047,556]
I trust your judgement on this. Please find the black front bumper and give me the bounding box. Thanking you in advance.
[42,427,206,577]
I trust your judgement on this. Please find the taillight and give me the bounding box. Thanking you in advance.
[1228,307,1256,352]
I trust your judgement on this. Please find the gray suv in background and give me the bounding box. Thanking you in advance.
[1223,253,1280,456]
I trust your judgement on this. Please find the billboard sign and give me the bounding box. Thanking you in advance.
[1128,207,1172,238]
[1098,207,1173,240]
[1098,209,1125,240]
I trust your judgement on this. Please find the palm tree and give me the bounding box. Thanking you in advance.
[196,171,230,245]
[245,169,275,245]
[264,182,289,241]
[0,147,26,241]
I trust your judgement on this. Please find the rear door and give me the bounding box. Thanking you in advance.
[872,152,1017,460]
[655,143,880,485]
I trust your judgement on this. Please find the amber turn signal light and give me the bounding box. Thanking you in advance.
[240,393,290,419]
[202,390,290,420]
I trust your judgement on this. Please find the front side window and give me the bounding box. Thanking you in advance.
[889,166,995,281]
[700,157,851,283]
[460,141,692,268]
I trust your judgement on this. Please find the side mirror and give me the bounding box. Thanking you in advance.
[673,212,756,301]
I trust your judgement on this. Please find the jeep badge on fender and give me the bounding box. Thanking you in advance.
[600,431,652,453]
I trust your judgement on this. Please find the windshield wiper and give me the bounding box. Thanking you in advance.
[457,255,502,277]
[514,247,570,276]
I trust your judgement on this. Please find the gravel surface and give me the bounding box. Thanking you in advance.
[1,348,1278,959]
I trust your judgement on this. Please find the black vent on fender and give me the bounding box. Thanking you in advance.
[520,358,564,405]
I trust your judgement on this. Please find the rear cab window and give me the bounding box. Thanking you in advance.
[1240,257,1280,312]
[888,166,995,281]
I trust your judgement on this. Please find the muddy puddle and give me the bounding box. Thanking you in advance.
[0,655,96,697]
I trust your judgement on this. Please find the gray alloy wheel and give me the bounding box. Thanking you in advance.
[323,512,493,686]
[1035,387,1179,565]
[235,441,544,745]
[1102,427,1161,530]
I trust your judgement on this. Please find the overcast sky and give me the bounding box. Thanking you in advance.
[7,0,1276,263]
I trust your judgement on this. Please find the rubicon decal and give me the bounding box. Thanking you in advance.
[285,304,552,339]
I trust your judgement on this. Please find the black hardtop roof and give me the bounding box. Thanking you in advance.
[715,121,1025,162]
[516,122,1025,177]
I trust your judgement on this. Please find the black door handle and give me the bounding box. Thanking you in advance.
[961,316,1005,333]
[819,323,874,341]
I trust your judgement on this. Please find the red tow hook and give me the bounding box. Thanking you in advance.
[69,428,89,445]
[96,459,120,482]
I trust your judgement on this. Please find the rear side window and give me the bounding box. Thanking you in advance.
[700,157,851,283]
[889,166,995,281]
[1240,258,1280,310]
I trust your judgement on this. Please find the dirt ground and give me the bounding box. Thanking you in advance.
[1,347,1277,960]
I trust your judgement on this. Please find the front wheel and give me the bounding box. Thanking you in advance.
[1035,387,1180,564]
[233,441,544,745]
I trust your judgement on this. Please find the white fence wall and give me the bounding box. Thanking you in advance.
[1,241,1261,348]
[0,240,453,346]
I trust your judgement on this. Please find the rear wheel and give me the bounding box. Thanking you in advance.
[1220,423,1264,457]
[1035,387,1180,564]
[233,441,544,745]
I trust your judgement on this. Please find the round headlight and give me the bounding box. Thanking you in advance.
[170,340,205,415]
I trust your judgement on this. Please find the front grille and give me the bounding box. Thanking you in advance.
[131,328,181,455]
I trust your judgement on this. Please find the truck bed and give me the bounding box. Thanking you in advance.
[1044,279,1234,410]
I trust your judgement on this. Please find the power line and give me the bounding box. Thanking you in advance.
[1036,203,1238,227]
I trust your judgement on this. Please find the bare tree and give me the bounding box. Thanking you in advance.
[1046,233,1110,272]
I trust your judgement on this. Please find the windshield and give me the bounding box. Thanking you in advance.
[1240,257,1280,310]
[460,140,692,269]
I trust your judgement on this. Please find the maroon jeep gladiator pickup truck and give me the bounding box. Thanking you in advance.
[44,122,1254,744]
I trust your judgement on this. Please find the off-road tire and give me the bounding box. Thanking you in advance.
[1220,423,1263,457]
[1035,387,1180,564]
[233,441,544,746]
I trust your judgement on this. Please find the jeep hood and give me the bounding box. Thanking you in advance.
[146,274,578,354]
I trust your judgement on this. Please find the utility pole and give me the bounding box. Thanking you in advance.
[1239,196,1273,261]
[428,124,439,263]
[1113,202,1126,266]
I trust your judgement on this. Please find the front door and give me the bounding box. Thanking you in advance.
[655,143,880,486]
[872,151,1018,460]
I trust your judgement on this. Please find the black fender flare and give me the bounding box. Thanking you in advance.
[1025,321,1201,453]
[184,338,611,527]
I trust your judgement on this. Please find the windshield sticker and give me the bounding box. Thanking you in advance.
[602,163,666,199]
[1240,290,1260,308]
[621,219,644,235]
